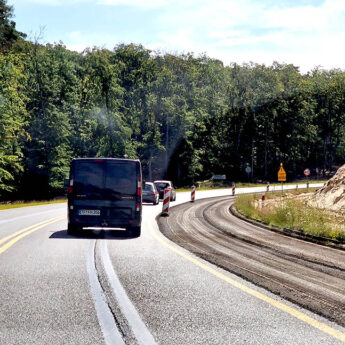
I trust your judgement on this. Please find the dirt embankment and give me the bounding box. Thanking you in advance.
[260,164,345,216]
[308,164,345,211]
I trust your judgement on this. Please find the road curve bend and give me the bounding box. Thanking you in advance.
[157,196,345,327]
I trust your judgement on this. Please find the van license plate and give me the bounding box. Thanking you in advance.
[78,209,100,216]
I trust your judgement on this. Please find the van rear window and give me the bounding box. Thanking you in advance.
[105,162,136,195]
[74,161,104,195]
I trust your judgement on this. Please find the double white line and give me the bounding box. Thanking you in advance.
[88,240,158,345]
[0,216,64,255]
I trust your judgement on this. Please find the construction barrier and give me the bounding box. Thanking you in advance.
[232,183,235,196]
[161,187,171,216]
[191,185,196,202]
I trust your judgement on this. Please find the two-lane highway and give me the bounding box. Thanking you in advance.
[0,188,345,344]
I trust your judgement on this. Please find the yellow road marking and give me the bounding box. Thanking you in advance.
[151,228,345,343]
[0,218,61,246]
[0,216,64,255]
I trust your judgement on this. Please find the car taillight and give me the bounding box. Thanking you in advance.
[151,191,155,195]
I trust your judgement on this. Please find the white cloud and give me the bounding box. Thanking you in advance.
[12,0,92,5]
[16,0,170,8]
[66,31,125,51]
[144,0,345,72]
[157,28,198,53]
[17,0,62,4]
[96,0,169,8]
[44,0,345,73]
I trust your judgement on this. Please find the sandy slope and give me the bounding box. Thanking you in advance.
[309,165,345,212]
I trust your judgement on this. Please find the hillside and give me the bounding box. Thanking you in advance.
[309,165,345,212]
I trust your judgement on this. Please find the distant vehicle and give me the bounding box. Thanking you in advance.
[65,158,142,237]
[142,182,159,205]
[153,180,176,201]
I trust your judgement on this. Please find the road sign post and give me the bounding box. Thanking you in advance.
[304,168,310,191]
[277,163,286,193]
[245,166,251,181]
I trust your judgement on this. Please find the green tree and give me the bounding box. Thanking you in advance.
[0,0,26,52]
[0,52,28,195]
[23,42,73,197]
[78,48,133,158]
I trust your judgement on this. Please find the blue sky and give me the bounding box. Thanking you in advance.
[8,0,345,73]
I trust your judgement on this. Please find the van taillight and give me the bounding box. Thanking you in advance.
[67,186,73,194]
[137,181,142,197]
[136,203,140,211]
[94,159,104,162]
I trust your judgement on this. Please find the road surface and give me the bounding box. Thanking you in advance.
[0,185,344,344]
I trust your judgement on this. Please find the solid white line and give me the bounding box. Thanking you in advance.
[100,240,158,345]
[87,240,125,345]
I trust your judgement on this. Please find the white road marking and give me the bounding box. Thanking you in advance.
[87,240,125,345]
[100,240,158,345]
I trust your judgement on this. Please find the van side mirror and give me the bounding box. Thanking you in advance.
[64,178,70,187]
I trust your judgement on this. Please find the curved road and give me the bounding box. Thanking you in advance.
[158,196,345,327]
[0,187,344,344]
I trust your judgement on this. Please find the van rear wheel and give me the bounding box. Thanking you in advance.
[128,226,141,238]
[67,223,81,235]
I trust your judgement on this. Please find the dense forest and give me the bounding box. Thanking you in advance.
[1,1,345,200]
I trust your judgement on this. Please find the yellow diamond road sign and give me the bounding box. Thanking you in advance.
[278,163,286,182]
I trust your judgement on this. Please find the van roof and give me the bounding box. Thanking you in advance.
[72,157,140,162]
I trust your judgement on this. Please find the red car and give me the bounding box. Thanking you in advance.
[153,180,176,201]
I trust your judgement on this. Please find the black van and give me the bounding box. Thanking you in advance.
[66,158,142,237]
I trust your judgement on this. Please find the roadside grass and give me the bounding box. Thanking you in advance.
[234,191,345,243]
[0,199,67,211]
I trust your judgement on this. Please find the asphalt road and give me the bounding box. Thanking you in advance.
[158,196,345,327]
[0,186,345,345]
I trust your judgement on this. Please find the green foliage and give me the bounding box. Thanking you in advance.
[0,0,26,52]
[2,5,345,199]
[233,194,257,219]
[0,52,28,195]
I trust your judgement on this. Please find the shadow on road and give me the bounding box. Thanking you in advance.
[49,229,135,240]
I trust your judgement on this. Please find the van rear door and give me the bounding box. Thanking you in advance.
[74,160,104,200]
[69,158,141,229]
